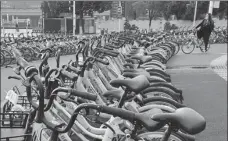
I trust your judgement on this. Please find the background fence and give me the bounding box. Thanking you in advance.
[1,18,227,37]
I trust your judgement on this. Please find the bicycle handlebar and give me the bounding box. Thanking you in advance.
[42,103,136,133]
[8,76,22,80]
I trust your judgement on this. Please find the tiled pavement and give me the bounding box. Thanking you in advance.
[210,55,227,81]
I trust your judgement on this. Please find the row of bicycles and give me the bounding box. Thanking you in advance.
[210,26,227,44]
[1,31,206,141]
[1,31,79,67]
[141,25,227,54]
[1,25,227,67]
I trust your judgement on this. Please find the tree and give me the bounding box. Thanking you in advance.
[132,1,169,29]
[41,1,112,33]
[132,1,147,18]
[124,1,135,20]
[212,1,228,19]
[41,1,68,18]
[74,1,112,33]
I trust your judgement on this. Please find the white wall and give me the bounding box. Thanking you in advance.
[1,29,34,37]
[2,19,226,35]
[95,18,227,32]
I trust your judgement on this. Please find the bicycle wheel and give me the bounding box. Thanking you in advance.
[181,41,195,54]
[137,129,188,141]
[1,52,5,67]
[168,41,180,55]
[21,48,33,62]
[31,47,41,60]
[2,49,13,65]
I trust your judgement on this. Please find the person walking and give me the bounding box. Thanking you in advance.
[15,22,19,32]
[195,13,214,52]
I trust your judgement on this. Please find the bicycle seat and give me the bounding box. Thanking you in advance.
[110,75,150,93]
[151,107,206,135]
[103,89,124,100]
[135,108,165,131]
[122,71,150,79]
[131,55,153,64]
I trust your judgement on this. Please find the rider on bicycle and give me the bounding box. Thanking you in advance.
[195,13,214,52]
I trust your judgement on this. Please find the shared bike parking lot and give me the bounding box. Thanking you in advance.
[0,30,227,141]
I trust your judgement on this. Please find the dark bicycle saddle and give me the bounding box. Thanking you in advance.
[151,107,206,135]
[103,89,124,100]
[110,75,150,93]
[122,71,150,79]
[131,55,153,64]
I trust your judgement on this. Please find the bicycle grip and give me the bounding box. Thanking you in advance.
[8,76,21,80]
[95,58,109,65]
[99,106,135,122]
[60,70,78,81]
[71,89,97,101]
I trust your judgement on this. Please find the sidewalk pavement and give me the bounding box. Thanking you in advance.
[167,44,227,69]
[210,55,227,81]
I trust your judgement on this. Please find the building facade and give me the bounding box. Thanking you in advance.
[1,1,42,28]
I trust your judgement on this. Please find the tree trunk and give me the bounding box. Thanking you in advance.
[79,10,84,34]
[79,2,84,34]
[149,10,152,29]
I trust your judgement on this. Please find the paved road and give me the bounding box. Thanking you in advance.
[1,43,227,140]
[166,43,227,141]
[167,68,227,141]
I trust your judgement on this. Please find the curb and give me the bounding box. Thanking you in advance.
[210,55,227,81]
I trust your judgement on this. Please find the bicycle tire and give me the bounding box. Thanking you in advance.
[137,129,189,141]
[144,91,176,101]
[21,48,33,62]
[1,52,5,67]
[2,49,13,66]
[173,42,181,55]
[142,88,182,103]
[31,47,41,60]
[181,41,195,54]
[146,69,169,78]
[28,48,37,61]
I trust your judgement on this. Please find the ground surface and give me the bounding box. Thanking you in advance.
[1,43,227,140]
[166,43,227,141]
